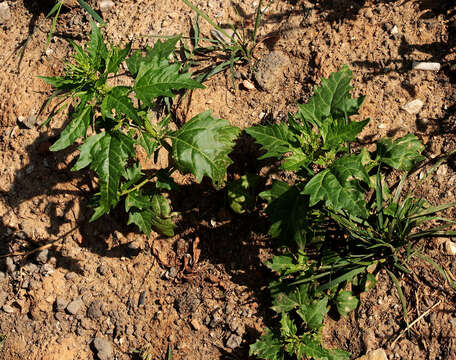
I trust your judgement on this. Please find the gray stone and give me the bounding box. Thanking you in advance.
[2,304,15,314]
[227,317,245,336]
[254,51,290,91]
[55,297,68,312]
[93,337,113,360]
[66,298,84,315]
[0,2,10,25]
[23,263,39,273]
[87,300,103,320]
[18,115,37,129]
[97,264,108,276]
[5,257,15,274]
[65,272,77,280]
[40,263,54,275]
[99,0,114,12]
[226,333,242,349]
[36,249,49,264]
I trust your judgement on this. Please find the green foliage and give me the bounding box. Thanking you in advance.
[227,174,260,214]
[247,67,456,359]
[41,23,239,236]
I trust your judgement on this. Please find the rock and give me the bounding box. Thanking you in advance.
[5,257,15,274]
[209,310,223,328]
[40,263,55,275]
[0,291,8,307]
[254,51,290,91]
[444,240,456,255]
[402,99,424,115]
[23,263,39,273]
[127,240,141,257]
[242,80,255,90]
[18,115,37,129]
[99,0,115,12]
[0,271,6,282]
[210,28,235,44]
[36,249,49,264]
[2,304,15,314]
[87,300,103,320]
[55,297,68,312]
[66,299,84,315]
[227,317,245,336]
[0,2,11,24]
[412,62,441,71]
[97,263,109,276]
[190,317,201,330]
[355,348,387,360]
[226,333,242,349]
[65,272,78,280]
[93,337,113,360]
[390,25,398,35]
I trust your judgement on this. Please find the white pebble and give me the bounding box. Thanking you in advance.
[445,240,456,255]
[390,25,398,35]
[412,62,441,71]
[378,123,387,129]
[402,99,424,115]
[99,0,114,12]
[242,80,255,90]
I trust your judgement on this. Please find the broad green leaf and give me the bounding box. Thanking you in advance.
[249,329,285,360]
[281,148,312,172]
[296,297,328,330]
[324,118,370,149]
[50,105,92,151]
[377,134,425,171]
[127,36,182,78]
[280,313,297,337]
[101,86,140,124]
[296,339,351,360]
[87,19,108,71]
[360,273,377,292]
[266,255,298,273]
[137,131,158,158]
[336,291,359,316]
[227,174,260,214]
[127,195,176,236]
[296,65,362,130]
[260,181,312,248]
[105,42,132,74]
[125,190,151,212]
[169,111,240,186]
[134,63,204,106]
[302,155,370,218]
[271,285,310,313]
[245,124,295,160]
[72,131,135,216]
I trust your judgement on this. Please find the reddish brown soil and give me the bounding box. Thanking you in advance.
[0,0,455,359]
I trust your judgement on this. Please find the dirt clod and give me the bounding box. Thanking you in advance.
[93,337,113,360]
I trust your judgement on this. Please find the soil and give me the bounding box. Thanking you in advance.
[0,0,455,359]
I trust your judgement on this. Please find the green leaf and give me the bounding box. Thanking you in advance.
[105,42,132,74]
[324,119,369,149]
[127,194,175,236]
[72,131,135,217]
[227,174,260,214]
[137,131,158,158]
[280,313,297,337]
[297,297,328,330]
[296,339,350,360]
[296,65,362,130]
[169,110,240,186]
[245,124,294,160]
[249,329,285,360]
[50,105,92,151]
[377,134,425,171]
[271,285,310,313]
[260,181,312,248]
[360,273,377,292]
[76,0,105,24]
[101,86,140,124]
[336,291,359,317]
[125,190,151,212]
[302,155,370,218]
[87,19,108,70]
[134,63,204,106]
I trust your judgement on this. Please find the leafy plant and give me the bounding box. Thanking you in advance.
[247,66,456,359]
[179,0,273,85]
[40,21,240,236]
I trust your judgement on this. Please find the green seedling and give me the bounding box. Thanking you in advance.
[247,66,456,359]
[40,21,240,236]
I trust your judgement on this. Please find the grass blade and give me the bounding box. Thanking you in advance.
[318,267,366,291]
[76,0,106,24]
[386,269,408,325]
[415,253,456,290]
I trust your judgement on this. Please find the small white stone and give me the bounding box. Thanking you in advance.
[390,25,398,35]
[99,0,114,12]
[445,240,456,255]
[259,111,266,119]
[412,62,441,71]
[402,99,424,115]
[378,123,387,129]
[242,80,255,90]
[45,48,53,56]
[0,2,11,24]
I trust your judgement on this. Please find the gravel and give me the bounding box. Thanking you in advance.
[93,337,113,360]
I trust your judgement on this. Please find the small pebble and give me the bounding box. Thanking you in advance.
[40,263,55,275]
[226,333,242,349]
[18,115,37,129]
[0,1,11,24]
[138,291,146,306]
[5,257,15,274]
[190,318,201,330]
[36,249,49,264]
[390,25,398,35]
[93,337,113,360]
[65,272,77,280]
[2,304,15,314]
[99,0,115,12]
[402,99,424,115]
[412,62,441,71]
[55,297,68,312]
[242,80,255,90]
[66,298,84,315]
[445,240,456,255]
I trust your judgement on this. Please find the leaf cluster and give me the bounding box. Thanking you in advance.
[247,67,455,359]
[41,21,240,236]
